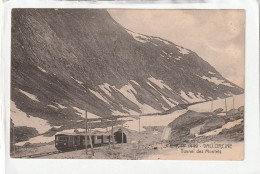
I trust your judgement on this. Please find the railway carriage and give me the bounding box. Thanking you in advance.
[55,132,111,151]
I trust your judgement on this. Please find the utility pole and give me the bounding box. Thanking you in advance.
[225,97,227,116]
[111,118,116,148]
[211,100,213,112]
[85,110,88,155]
[233,95,235,109]
[139,115,141,135]
[121,122,124,144]
[13,123,15,156]
[89,135,94,156]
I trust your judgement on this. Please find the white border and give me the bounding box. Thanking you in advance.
[1,0,259,174]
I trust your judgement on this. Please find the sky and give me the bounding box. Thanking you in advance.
[108,10,245,88]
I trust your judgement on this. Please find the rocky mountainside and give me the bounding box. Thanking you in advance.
[11,9,243,129]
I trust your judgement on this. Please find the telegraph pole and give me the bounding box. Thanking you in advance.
[225,97,227,116]
[85,110,88,155]
[13,123,15,156]
[211,100,213,112]
[233,95,235,109]
[121,122,124,144]
[139,115,141,135]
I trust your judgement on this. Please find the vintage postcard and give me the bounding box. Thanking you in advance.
[10,8,245,160]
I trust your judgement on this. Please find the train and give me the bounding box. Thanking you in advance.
[55,132,112,151]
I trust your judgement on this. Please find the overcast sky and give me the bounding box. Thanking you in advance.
[108,10,245,87]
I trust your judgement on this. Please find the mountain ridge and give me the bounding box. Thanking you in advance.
[11,9,243,131]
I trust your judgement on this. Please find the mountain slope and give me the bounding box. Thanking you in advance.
[11,9,243,131]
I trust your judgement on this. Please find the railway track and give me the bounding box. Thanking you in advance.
[13,150,74,159]
[13,146,105,159]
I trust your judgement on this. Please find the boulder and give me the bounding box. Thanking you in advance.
[238,106,244,112]
[227,109,238,115]
[213,108,224,113]
[200,117,225,134]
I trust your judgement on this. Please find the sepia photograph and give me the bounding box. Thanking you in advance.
[10,8,245,160]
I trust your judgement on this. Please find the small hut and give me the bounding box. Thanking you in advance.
[112,127,139,144]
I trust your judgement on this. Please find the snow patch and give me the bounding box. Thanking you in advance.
[72,107,100,119]
[56,128,86,135]
[150,42,158,47]
[48,105,58,109]
[148,77,173,91]
[176,46,190,55]
[161,95,176,107]
[126,30,148,43]
[99,83,112,97]
[180,91,205,103]
[201,119,243,137]
[18,89,39,102]
[130,80,141,87]
[16,135,55,146]
[161,49,168,55]
[111,110,129,116]
[53,125,62,129]
[188,94,244,113]
[201,76,235,87]
[71,76,84,85]
[37,66,47,73]
[154,38,171,45]
[55,102,67,109]
[123,110,186,132]
[208,71,215,75]
[72,107,85,118]
[89,89,110,104]
[175,56,182,60]
[10,101,51,134]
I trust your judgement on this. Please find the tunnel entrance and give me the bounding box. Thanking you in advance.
[114,129,127,143]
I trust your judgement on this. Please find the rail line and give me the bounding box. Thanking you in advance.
[13,149,76,159]
[13,146,105,159]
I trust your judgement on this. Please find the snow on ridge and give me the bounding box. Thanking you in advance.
[126,30,149,43]
[147,81,176,108]
[180,90,205,103]
[176,46,190,55]
[10,101,51,134]
[161,95,176,107]
[201,75,235,87]
[55,102,67,109]
[71,76,84,85]
[175,56,182,60]
[150,42,159,47]
[48,105,58,109]
[18,89,40,102]
[161,49,168,55]
[111,110,129,116]
[208,71,215,75]
[148,76,173,91]
[89,89,110,104]
[188,94,244,113]
[130,80,141,87]
[120,83,137,95]
[113,83,141,108]
[99,83,112,97]
[72,106,85,118]
[37,66,47,73]
[153,37,171,45]
[72,106,101,119]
